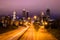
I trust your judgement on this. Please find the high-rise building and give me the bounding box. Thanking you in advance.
[46,9,50,18]
[46,9,50,21]
[41,12,44,24]
[12,11,16,21]
[26,11,29,18]
[46,9,50,16]
[22,9,26,17]
[22,9,26,19]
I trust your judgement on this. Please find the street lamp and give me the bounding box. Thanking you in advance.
[28,17,31,20]
[45,22,48,25]
[33,16,37,20]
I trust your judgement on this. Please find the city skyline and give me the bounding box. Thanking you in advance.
[0,0,60,40]
[0,0,60,19]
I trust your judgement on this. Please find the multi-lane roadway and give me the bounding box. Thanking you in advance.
[0,23,57,40]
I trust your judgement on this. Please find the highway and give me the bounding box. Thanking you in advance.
[19,23,57,40]
[0,26,29,40]
[0,23,58,40]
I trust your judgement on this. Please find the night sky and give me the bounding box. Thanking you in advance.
[0,0,60,18]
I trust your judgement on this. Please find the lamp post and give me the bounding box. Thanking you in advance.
[33,16,37,20]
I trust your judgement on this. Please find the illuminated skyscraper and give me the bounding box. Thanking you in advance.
[26,11,29,18]
[41,12,44,24]
[46,9,50,21]
[46,9,50,16]
[12,11,16,21]
[22,9,26,19]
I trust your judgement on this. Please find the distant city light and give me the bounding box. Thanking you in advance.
[33,16,37,19]
[28,17,31,20]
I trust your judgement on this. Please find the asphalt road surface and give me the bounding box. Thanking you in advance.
[19,23,58,40]
[0,23,58,40]
[0,26,29,40]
